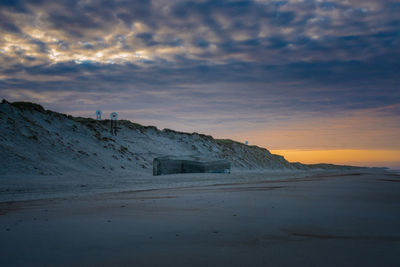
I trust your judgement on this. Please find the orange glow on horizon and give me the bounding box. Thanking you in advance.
[270,149,400,169]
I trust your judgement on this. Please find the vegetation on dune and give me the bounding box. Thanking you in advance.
[163,128,214,140]
[70,117,98,123]
[215,139,268,151]
[10,101,46,113]
[118,120,158,132]
[215,139,238,147]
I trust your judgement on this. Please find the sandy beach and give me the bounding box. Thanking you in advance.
[1,170,400,266]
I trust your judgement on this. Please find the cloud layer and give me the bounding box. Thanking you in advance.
[1,0,399,150]
[1,0,399,65]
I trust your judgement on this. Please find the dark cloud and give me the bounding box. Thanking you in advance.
[29,38,48,53]
[0,0,30,13]
[0,20,21,33]
[135,32,158,46]
[269,11,296,26]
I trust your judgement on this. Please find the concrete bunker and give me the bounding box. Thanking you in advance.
[153,155,231,176]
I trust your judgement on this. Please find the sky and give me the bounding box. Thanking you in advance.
[1,0,399,168]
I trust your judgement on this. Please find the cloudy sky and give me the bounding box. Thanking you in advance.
[1,0,399,168]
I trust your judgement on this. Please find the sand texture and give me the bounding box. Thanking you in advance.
[1,171,400,266]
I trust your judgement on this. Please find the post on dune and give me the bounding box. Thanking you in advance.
[96,110,102,120]
[110,112,118,136]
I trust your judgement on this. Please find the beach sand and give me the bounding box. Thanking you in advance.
[1,171,400,266]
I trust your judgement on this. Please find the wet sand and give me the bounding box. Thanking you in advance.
[1,171,400,266]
